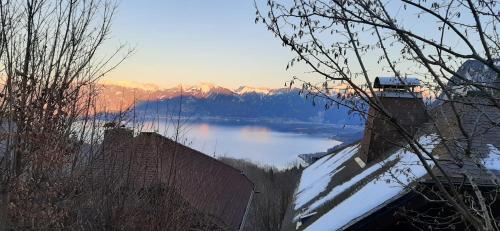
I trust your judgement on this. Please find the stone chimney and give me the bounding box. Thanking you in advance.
[103,123,133,146]
[102,124,134,163]
[359,77,428,163]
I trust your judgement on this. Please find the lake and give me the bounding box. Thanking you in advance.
[136,121,341,169]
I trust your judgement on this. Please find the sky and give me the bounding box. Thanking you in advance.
[104,0,301,89]
[103,1,482,90]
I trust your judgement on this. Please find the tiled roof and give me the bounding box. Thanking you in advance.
[93,130,254,230]
[429,96,500,186]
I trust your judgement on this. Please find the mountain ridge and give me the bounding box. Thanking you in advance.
[100,80,296,97]
[97,81,301,112]
[96,80,365,128]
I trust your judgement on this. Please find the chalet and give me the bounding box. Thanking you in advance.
[285,63,500,230]
[92,127,254,230]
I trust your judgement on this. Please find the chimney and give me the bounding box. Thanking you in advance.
[359,77,428,163]
[102,124,133,148]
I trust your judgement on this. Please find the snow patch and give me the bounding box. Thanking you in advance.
[234,86,271,95]
[483,144,500,170]
[187,83,217,94]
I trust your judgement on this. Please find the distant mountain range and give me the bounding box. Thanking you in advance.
[97,81,365,126]
[97,82,289,111]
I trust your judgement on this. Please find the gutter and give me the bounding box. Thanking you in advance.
[239,189,255,231]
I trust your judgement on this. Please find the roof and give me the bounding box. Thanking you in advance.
[289,94,500,230]
[428,96,500,186]
[373,77,420,88]
[292,135,439,231]
[94,129,255,230]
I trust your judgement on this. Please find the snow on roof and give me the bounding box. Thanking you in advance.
[483,144,500,171]
[301,134,439,231]
[374,76,420,88]
[295,153,400,220]
[294,145,360,210]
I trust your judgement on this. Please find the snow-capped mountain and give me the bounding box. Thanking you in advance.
[184,83,235,97]
[100,80,161,91]
[99,81,296,101]
[234,86,272,95]
[432,60,500,107]
[96,81,364,126]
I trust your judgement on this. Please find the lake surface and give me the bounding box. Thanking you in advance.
[137,121,341,169]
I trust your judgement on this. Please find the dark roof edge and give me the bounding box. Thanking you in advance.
[339,191,409,231]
